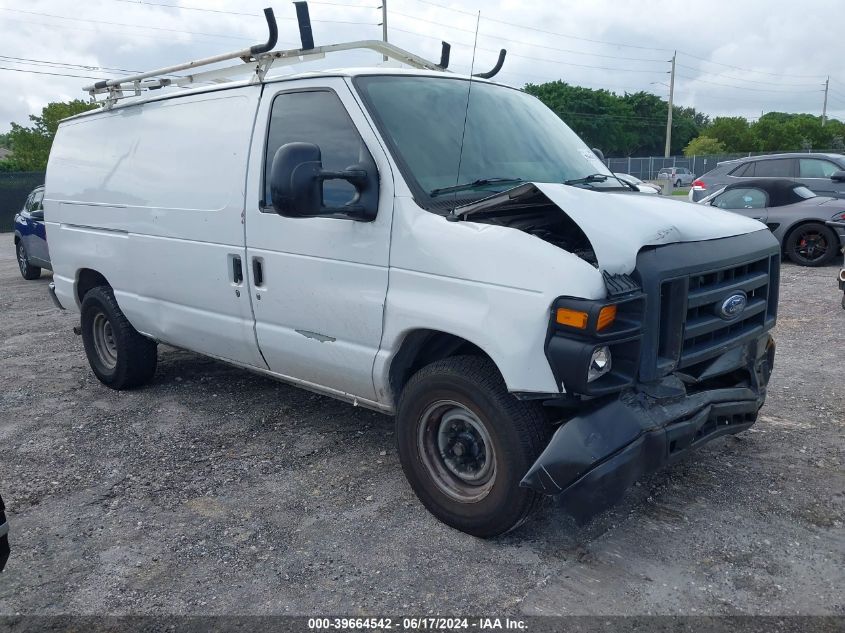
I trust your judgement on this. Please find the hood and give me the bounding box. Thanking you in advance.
[457,182,768,274]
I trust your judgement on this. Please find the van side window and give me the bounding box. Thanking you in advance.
[731,163,754,177]
[264,90,374,211]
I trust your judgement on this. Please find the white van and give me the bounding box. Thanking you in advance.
[45,16,780,536]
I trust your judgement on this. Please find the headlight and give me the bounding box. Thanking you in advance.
[587,346,612,382]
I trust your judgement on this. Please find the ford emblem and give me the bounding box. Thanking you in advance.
[718,292,748,320]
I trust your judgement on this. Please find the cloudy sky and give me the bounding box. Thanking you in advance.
[0,0,842,134]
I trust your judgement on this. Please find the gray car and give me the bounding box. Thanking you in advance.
[699,178,845,266]
[690,152,845,202]
[656,166,695,188]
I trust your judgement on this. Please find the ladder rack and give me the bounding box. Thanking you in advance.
[83,2,507,108]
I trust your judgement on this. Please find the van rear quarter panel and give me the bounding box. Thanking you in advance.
[45,87,266,367]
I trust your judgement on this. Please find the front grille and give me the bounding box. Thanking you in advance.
[659,254,779,368]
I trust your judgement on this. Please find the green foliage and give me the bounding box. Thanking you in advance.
[683,136,726,156]
[705,117,756,152]
[0,99,98,171]
[523,80,705,156]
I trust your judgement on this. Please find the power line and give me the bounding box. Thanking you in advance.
[0,65,103,80]
[678,51,828,80]
[405,0,834,81]
[0,54,141,74]
[675,73,824,94]
[405,0,673,52]
[674,63,822,88]
[107,0,377,23]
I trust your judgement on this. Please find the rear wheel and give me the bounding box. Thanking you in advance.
[80,286,157,389]
[396,355,549,537]
[16,241,40,280]
[785,223,838,266]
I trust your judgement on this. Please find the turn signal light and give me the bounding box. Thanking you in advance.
[556,308,589,329]
[597,305,617,331]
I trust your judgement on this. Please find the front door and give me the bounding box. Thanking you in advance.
[244,79,394,402]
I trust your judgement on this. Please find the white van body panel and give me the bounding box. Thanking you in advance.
[44,69,771,410]
[45,88,266,368]
[372,196,607,397]
[534,183,768,275]
[243,77,395,401]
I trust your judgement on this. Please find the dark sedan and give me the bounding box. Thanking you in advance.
[690,152,845,202]
[13,184,51,280]
[699,178,845,266]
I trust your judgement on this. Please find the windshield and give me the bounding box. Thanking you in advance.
[354,75,618,203]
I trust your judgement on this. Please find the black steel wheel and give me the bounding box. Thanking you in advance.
[16,241,40,280]
[80,285,158,389]
[785,223,838,267]
[396,355,550,538]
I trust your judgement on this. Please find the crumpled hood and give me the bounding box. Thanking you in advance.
[534,182,768,274]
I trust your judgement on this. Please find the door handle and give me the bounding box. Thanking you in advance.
[231,255,243,285]
[252,257,264,287]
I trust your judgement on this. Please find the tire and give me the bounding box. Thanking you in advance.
[396,355,550,538]
[784,222,839,267]
[16,240,41,280]
[80,285,157,389]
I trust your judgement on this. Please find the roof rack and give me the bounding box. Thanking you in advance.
[83,2,507,108]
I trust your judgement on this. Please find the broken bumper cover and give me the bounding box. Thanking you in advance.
[521,332,774,521]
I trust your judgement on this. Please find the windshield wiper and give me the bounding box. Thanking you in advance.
[429,177,524,197]
[563,173,610,186]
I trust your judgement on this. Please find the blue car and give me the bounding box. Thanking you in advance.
[13,185,51,280]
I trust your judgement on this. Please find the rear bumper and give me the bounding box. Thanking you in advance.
[521,332,774,521]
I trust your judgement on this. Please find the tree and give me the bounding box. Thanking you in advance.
[0,100,98,171]
[706,117,755,152]
[683,136,726,156]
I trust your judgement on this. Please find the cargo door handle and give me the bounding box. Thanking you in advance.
[231,255,243,285]
[252,257,264,287]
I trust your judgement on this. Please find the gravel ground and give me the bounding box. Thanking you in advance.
[0,234,843,616]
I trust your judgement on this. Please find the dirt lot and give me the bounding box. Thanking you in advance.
[0,234,842,616]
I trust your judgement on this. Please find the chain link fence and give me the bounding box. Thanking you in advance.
[1,171,44,231]
[606,149,841,181]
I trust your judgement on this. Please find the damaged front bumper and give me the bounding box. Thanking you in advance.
[521,332,775,522]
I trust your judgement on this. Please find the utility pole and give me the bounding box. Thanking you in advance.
[822,76,829,126]
[379,0,388,61]
[664,50,676,158]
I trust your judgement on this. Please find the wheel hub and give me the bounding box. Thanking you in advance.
[417,401,496,502]
[92,312,118,370]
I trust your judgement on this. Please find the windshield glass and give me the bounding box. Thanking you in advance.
[354,75,617,202]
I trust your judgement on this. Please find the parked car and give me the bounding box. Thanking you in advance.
[689,152,845,202]
[828,215,845,308]
[46,35,781,536]
[656,166,695,188]
[698,178,845,266]
[0,494,9,573]
[13,185,51,280]
[614,173,661,194]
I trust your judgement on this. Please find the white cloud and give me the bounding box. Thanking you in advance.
[0,0,841,134]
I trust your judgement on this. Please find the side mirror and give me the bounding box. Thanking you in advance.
[591,147,605,162]
[831,170,845,182]
[30,210,44,221]
[269,142,378,221]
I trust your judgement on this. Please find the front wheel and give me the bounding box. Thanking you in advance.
[16,241,41,280]
[80,286,158,389]
[396,356,549,537]
[785,223,839,266]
